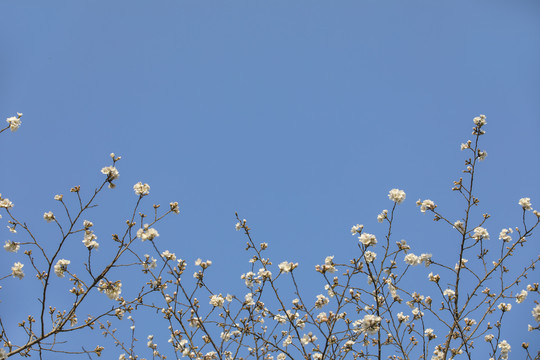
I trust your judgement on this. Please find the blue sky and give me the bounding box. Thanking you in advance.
[1,1,539,358]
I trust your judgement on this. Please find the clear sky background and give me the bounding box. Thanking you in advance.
[1,1,539,359]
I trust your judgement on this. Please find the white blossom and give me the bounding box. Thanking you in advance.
[443,289,455,299]
[6,114,22,132]
[137,224,159,241]
[516,290,527,304]
[161,250,176,261]
[364,251,376,263]
[351,224,363,235]
[473,114,487,126]
[498,340,510,360]
[43,211,55,223]
[499,228,513,242]
[4,240,20,253]
[519,197,532,211]
[532,304,540,322]
[404,253,420,266]
[11,262,24,279]
[209,294,225,308]
[98,279,122,300]
[314,294,329,309]
[472,227,489,240]
[83,230,99,249]
[54,259,71,277]
[388,188,406,204]
[133,182,150,196]
[357,314,381,335]
[359,233,377,247]
[417,199,436,213]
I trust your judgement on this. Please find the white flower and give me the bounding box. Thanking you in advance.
[404,253,420,266]
[478,150,487,161]
[532,304,540,322]
[314,294,329,309]
[11,262,24,279]
[359,233,377,246]
[484,334,494,342]
[498,340,510,360]
[473,114,487,126]
[516,290,528,304]
[209,294,225,308]
[419,253,432,267]
[101,166,119,180]
[235,219,246,231]
[364,251,376,263]
[499,228,513,242]
[83,220,94,228]
[98,279,122,300]
[351,224,363,235]
[0,195,14,209]
[377,209,388,223]
[244,293,255,306]
[6,115,22,132]
[137,224,159,241]
[424,328,436,340]
[417,199,436,213]
[54,194,63,201]
[397,312,409,323]
[443,289,455,299]
[472,227,489,240]
[498,303,512,312]
[4,240,20,253]
[519,197,532,211]
[133,182,150,196]
[161,250,176,261]
[142,255,157,270]
[43,211,55,223]
[54,259,71,277]
[0,348,7,360]
[170,202,180,214]
[278,261,297,273]
[358,314,381,335]
[460,142,469,151]
[454,220,465,233]
[83,230,99,249]
[388,189,406,204]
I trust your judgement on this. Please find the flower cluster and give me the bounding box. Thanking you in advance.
[54,259,71,277]
[98,279,122,300]
[6,112,23,132]
[137,224,160,241]
[133,182,150,196]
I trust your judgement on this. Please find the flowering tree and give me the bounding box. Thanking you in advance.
[0,113,539,360]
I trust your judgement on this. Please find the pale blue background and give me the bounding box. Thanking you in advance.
[1,1,539,358]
